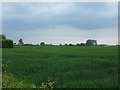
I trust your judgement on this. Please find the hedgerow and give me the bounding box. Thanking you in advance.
[1,39,13,48]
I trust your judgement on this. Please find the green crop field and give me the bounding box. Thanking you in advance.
[2,46,118,88]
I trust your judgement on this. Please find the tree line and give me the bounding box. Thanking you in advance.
[0,34,107,48]
[16,38,106,46]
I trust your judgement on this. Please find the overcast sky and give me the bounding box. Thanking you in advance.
[2,2,118,45]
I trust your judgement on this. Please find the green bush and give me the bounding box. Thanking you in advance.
[2,61,57,89]
[1,39,13,48]
[40,77,57,89]
[2,73,37,88]
[40,42,45,46]
[2,73,57,88]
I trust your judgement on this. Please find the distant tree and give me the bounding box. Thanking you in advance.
[59,43,62,46]
[98,44,107,46]
[24,44,33,46]
[69,43,73,46]
[36,44,39,46]
[64,43,68,46]
[2,39,13,48]
[18,38,24,45]
[40,42,45,46]
[86,39,97,46]
[0,34,6,39]
[0,34,13,48]
[76,43,80,46]
[80,43,86,46]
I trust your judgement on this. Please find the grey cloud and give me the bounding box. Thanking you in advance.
[2,2,117,32]
[2,2,118,45]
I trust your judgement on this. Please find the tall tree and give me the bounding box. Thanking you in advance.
[18,38,24,45]
[86,39,97,46]
[40,42,45,46]
[0,34,6,39]
[65,43,68,46]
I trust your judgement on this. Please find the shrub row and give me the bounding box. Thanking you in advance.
[0,39,13,48]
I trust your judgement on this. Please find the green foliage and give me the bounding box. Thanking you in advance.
[40,77,57,89]
[0,34,6,39]
[69,43,73,46]
[18,38,24,45]
[2,61,10,73]
[2,73,37,88]
[40,42,45,46]
[1,39,13,48]
[2,61,36,88]
[2,73,57,89]
[64,43,68,46]
[76,43,80,46]
[2,60,56,89]
[2,46,118,88]
[0,34,13,48]
[80,43,86,46]
[86,39,97,46]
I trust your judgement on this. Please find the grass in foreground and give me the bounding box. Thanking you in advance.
[2,46,118,88]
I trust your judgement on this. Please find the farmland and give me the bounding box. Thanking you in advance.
[2,46,118,88]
